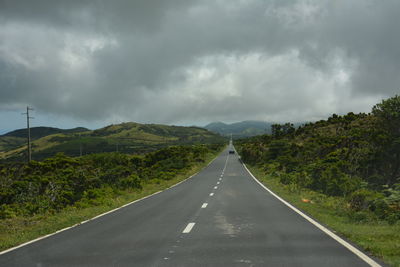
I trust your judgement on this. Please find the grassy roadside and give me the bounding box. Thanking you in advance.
[0,149,222,252]
[247,165,400,267]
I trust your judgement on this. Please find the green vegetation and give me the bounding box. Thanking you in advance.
[247,167,400,266]
[205,120,304,138]
[0,127,88,153]
[1,122,225,161]
[0,136,26,153]
[2,126,88,140]
[237,95,400,266]
[205,121,272,138]
[0,144,224,250]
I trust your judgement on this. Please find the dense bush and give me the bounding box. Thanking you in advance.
[0,144,222,219]
[237,96,400,223]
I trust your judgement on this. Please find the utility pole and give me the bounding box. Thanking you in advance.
[79,133,82,157]
[22,106,34,162]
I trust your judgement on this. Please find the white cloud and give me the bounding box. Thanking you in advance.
[0,0,398,130]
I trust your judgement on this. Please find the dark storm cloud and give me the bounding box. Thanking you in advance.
[0,0,399,126]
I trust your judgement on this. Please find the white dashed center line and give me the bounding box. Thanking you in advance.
[201,203,208,208]
[210,193,214,196]
[214,186,218,189]
[217,182,220,185]
[182,223,195,233]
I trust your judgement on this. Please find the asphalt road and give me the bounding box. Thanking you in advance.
[0,145,380,266]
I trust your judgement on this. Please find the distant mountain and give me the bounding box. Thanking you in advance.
[2,126,89,140]
[204,121,307,138]
[204,121,273,138]
[1,122,225,161]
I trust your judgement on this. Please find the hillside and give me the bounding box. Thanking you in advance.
[205,121,273,138]
[205,120,306,138]
[235,95,400,265]
[0,122,225,161]
[237,96,400,223]
[0,127,89,153]
[3,126,88,140]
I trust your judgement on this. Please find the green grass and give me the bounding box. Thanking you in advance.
[0,150,222,252]
[0,136,25,152]
[247,166,400,266]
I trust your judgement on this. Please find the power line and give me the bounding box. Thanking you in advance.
[22,106,34,162]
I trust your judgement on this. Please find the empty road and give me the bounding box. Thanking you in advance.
[0,145,380,266]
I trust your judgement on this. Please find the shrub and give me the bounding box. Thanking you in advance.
[370,198,390,219]
[348,189,381,211]
[119,175,142,189]
[0,204,16,219]
[0,144,219,217]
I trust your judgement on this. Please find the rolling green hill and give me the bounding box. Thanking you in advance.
[0,127,89,153]
[0,136,26,152]
[1,122,225,161]
[3,126,88,140]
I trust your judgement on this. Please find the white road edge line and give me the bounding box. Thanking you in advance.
[242,163,381,267]
[222,153,229,172]
[182,222,196,233]
[0,189,164,256]
[201,203,208,208]
[209,193,214,196]
[0,153,223,256]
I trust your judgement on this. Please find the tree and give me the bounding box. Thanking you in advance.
[372,95,400,137]
[372,95,400,185]
[271,123,295,138]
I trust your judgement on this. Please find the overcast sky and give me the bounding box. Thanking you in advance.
[1,0,399,133]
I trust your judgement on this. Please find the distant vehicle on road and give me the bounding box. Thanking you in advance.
[229,150,235,154]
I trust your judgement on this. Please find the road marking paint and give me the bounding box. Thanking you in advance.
[182,223,195,233]
[210,193,214,196]
[242,163,382,267]
[214,186,218,189]
[217,181,220,185]
[222,153,229,172]
[219,178,222,181]
[0,188,164,256]
[201,203,208,208]
[0,152,224,256]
